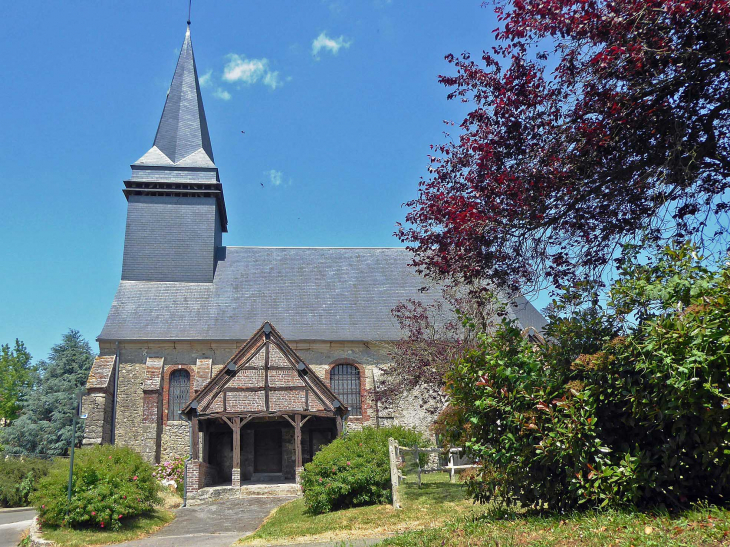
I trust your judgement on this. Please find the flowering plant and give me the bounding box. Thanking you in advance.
[154,457,185,495]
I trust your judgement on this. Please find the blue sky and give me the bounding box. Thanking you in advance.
[0,1,526,361]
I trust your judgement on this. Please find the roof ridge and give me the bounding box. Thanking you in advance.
[223,246,409,250]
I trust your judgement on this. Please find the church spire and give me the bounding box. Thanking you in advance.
[136,25,214,167]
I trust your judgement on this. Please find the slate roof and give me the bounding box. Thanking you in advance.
[98,247,546,342]
[134,25,215,169]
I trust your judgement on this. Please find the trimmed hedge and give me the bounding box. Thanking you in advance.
[31,445,160,530]
[301,426,427,514]
[0,456,52,507]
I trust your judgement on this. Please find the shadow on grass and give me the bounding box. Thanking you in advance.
[401,480,467,504]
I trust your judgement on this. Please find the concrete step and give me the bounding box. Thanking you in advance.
[187,482,300,505]
[240,482,300,497]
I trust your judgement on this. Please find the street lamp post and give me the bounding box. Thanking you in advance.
[67,391,86,510]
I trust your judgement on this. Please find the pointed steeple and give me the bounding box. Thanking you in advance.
[136,25,215,167]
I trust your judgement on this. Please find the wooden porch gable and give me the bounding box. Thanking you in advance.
[182,322,346,417]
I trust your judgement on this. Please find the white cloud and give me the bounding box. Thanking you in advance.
[263,71,282,90]
[312,32,352,58]
[222,54,282,90]
[199,70,213,88]
[267,169,284,187]
[212,88,231,101]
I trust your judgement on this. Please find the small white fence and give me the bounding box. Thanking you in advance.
[387,437,477,509]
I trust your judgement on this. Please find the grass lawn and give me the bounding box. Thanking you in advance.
[380,504,730,547]
[35,509,174,547]
[240,472,477,545]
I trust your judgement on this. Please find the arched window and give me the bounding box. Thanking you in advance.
[168,369,190,421]
[330,364,361,416]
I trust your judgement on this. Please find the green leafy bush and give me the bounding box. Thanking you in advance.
[0,456,52,507]
[31,445,160,530]
[445,244,730,511]
[301,426,427,514]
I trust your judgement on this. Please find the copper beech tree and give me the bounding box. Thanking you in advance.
[398,0,730,291]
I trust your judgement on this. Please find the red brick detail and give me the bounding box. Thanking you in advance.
[142,357,165,391]
[225,391,265,412]
[142,392,159,425]
[162,364,196,425]
[269,390,306,411]
[325,360,369,423]
[194,358,213,391]
[229,368,264,387]
[269,369,305,387]
[86,356,116,391]
[186,460,214,494]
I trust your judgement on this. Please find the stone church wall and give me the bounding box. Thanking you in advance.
[89,341,441,467]
[160,422,190,462]
[114,364,145,454]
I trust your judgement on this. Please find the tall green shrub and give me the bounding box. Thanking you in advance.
[31,445,159,530]
[300,426,427,514]
[0,457,51,507]
[446,244,730,511]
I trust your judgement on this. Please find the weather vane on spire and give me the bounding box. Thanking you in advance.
[187,0,192,25]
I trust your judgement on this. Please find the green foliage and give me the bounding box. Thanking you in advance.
[0,340,35,422]
[300,426,427,514]
[1,330,94,456]
[31,445,160,530]
[0,457,52,507]
[446,244,730,511]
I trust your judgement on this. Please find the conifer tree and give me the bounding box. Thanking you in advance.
[1,330,94,456]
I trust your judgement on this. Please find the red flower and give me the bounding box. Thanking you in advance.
[100,522,105,528]
[346,461,351,466]
[118,515,123,519]
[122,495,126,499]
[91,511,96,516]
[132,475,138,481]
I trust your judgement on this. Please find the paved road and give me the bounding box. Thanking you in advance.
[117,496,296,547]
[0,508,35,547]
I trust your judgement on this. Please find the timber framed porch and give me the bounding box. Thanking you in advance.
[182,322,347,495]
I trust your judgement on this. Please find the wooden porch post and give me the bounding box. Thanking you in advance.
[295,414,302,469]
[336,415,343,436]
[232,416,241,487]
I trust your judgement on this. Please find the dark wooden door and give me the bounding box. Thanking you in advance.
[254,429,282,473]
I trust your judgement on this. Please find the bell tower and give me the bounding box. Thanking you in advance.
[121,24,227,283]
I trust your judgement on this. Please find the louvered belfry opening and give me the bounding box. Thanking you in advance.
[168,369,191,421]
[330,364,361,416]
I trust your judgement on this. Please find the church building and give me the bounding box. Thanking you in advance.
[82,24,545,495]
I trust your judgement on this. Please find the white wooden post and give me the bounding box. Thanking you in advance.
[388,437,401,509]
[415,445,421,488]
[449,450,455,483]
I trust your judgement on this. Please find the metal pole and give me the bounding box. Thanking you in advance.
[67,392,82,510]
[111,342,120,444]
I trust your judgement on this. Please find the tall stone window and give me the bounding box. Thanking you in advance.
[330,364,361,416]
[168,369,190,421]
